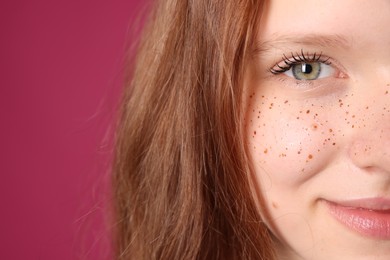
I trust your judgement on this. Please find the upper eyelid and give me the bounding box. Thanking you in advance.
[284,50,331,64]
[270,51,332,74]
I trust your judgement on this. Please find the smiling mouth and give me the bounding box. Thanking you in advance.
[324,198,390,239]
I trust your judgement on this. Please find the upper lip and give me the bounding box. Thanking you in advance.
[325,197,390,211]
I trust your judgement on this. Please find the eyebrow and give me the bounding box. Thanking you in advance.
[252,34,352,55]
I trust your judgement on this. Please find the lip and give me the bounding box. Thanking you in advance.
[324,198,390,239]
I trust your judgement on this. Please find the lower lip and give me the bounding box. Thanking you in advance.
[325,201,390,239]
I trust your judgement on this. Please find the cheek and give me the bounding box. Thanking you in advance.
[246,94,341,186]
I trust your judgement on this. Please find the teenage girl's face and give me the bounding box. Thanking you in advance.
[245,0,390,259]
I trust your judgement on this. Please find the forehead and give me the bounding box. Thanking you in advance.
[258,0,390,48]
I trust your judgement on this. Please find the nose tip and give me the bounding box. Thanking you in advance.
[348,131,390,173]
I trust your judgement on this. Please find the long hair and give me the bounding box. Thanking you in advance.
[113,0,275,259]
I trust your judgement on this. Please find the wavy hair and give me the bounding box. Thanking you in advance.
[113,0,275,259]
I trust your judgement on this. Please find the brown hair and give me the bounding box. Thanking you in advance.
[113,0,275,259]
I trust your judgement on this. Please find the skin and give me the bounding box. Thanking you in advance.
[244,0,390,259]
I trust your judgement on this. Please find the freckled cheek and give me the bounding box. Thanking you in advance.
[247,99,340,185]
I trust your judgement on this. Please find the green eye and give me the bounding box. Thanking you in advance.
[292,62,321,80]
[270,52,337,80]
[285,62,334,80]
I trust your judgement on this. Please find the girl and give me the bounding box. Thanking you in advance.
[113,0,390,259]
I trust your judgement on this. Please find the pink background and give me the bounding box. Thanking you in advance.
[0,1,147,259]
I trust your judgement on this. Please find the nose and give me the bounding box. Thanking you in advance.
[347,88,390,173]
[349,135,390,172]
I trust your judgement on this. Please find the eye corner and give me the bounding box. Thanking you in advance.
[336,70,349,79]
[269,64,288,75]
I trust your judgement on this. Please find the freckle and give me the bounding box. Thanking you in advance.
[297,151,301,155]
[301,168,305,172]
[339,103,343,107]
[257,116,260,118]
[333,143,336,145]
[366,106,369,109]
[385,90,388,95]
[311,124,318,130]
[264,149,268,154]
[352,115,355,118]
[329,129,333,133]
[262,95,265,98]
[352,125,355,128]
[308,154,313,160]
[306,110,310,114]
[299,111,303,114]
[296,117,300,120]
[254,131,256,135]
[284,100,289,104]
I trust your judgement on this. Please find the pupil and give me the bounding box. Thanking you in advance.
[302,63,312,74]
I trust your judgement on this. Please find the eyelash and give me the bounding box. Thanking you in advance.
[270,50,331,74]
